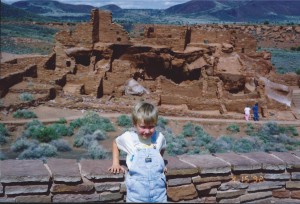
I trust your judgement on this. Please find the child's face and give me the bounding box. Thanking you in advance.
[135,121,156,140]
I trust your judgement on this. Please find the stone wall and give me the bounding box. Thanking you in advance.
[1,152,300,203]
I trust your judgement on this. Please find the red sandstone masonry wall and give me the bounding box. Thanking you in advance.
[1,152,300,203]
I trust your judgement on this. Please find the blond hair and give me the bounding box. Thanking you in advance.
[132,101,158,125]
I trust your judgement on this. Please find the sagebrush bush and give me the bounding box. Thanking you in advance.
[92,129,107,140]
[246,123,255,136]
[13,109,37,119]
[157,117,168,129]
[166,135,189,156]
[207,136,235,153]
[227,123,240,133]
[0,123,9,136]
[18,143,57,159]
[19,92,34,102]
[48,123,73,137]
[11,138,38,152]
[116,115,132,128]
[0,151,6,160]
[70,111,115,133]
[0,134,8,145]
[50,139,72,152]
[56,118,67,124]
[88,141,108,159]
[233,137,258,153]
[182,122,195,137]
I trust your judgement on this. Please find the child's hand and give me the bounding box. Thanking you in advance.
[108,164,125,174]
[164,167,168,174]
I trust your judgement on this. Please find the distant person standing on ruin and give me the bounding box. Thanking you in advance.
[244,105,251,121]
[252,103,259,121]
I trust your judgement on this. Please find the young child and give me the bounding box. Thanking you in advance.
[108,101,167,203]
[244,104,251,121]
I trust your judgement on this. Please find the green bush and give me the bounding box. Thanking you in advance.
[92,129,107,140]
[0,151,6,160]
[56,118,67,124]
[296,69,300,75]
[18,143,57,159]
[246,123,255,136]
[206,136,235,153]
[157,117,168,129]
[233,137,258,153]
[116,115,132,128]
[0,123,9,136]
[48,123,73,137]
[13,109,37,119]
[0,134,8,145]
[227,123,240,133]
[11,138,38,152]
[50,139,72,152]
[182,122,195,137]
[88,141,108,159]
[72,111,115,132]
[19,92,34,102]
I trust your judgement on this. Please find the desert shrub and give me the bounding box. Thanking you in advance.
[194,126,213,145]
[70,111,115,132]
[81,111,115,132]
[88,141,108,159]
[56,118,67,124]
[74,134,96,148]
[0,151,6,160]
[207,136,235,153]
[48,123,73,137]
[116,115,132,128]
[18,143,57,159]
[296,69,300,75]
[262,142,288,152]
[92,129,107,140]
[19,92,34,102]
[70,118,83,129]
[227,123,240,133]
[166,135,189,156]
[35,126,60,143]
[246,123,255,136]
[13,109,37,119]
[182,122,196,137]
[233,137,258,153]
[256,122,286,143]
[22,119,44,138]
[0,123,9,136]
[157,117,168,129]
[0,134,8,145]
[11,138,38,152]
[283,125,299,137]
[0,123,9,144]
[50,139,72,152]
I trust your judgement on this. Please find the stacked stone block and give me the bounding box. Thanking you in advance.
[1,152,300,203]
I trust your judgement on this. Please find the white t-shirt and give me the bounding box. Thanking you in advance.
[115,130,166,169]
[244,107,251,115]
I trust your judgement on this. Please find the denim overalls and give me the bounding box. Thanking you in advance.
[125,141,167,202]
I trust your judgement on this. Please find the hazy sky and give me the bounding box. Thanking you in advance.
[2,0,190,9]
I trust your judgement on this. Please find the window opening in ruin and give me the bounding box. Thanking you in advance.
[117,37,121,42]
[242,48,245,53]
[116,31,119,34]
[66,60,71,67]
[74,55,90,66]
